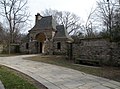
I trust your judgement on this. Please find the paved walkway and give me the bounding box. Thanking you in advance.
[0,81,5,89]
[0,55,120,89]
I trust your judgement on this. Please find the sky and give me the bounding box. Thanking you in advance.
[28,0,98,24]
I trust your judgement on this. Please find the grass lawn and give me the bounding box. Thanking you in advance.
[0,65,47,89]
[26,55,120,82]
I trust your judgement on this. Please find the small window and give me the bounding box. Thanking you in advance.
[57,42,61,49]
[31,37,33,41]
[26,43,29,49]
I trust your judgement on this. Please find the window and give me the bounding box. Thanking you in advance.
[57,42,61,49]
[26,43,29,49]
[31,37,33,41]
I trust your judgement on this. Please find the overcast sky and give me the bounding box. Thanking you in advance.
[28,0,98,24]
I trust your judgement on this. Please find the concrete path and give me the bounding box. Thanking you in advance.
[0,55,120,89]
[0,81,5,89]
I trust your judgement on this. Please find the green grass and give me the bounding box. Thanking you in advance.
[0,66,38,89]
[26,55,120,82]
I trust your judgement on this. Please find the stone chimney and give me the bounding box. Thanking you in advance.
[35,13,42,24]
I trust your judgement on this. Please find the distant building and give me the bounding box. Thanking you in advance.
[20,13,73,55]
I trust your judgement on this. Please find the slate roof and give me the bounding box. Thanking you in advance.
[54,25,74,42]
[30,16,57,31]
[28,14,73,42]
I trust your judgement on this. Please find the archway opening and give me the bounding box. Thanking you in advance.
[35,33,46,42]
[35,33,46,53]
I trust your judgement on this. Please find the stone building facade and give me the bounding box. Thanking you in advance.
[20,13,73,55]
[20,13,120,66]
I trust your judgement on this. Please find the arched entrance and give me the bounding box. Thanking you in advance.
[35,33,46,53]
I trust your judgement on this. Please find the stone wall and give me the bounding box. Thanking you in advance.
[111,42,120,66]
[0,44,3,53]
[72,37,120,66]
[20,39,68,55]
[20,41,36,54]
[53,39,68,55]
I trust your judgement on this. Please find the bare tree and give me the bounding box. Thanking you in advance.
[0,0,29,54]
[96,0,118,35]
[83,7,97,38]
[42,9,82,35]
[97,0,120,39]
[0,0,29,43]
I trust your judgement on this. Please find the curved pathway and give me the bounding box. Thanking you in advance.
[0,81,5,89]
[0,55,120,89]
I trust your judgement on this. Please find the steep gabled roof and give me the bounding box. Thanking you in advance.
[29,16,57,31]
[55,25,69,38]
[54,25,74,42]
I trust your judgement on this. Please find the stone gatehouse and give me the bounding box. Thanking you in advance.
[20,13,73,55]
[20,13,120,66]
